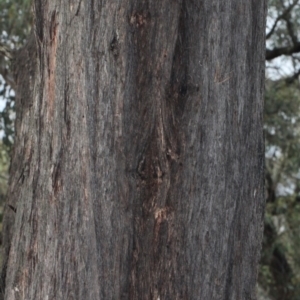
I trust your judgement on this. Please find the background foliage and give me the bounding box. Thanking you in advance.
[0,0,31,148]
[260,0,300,298]
[0,0,300,299]
[0,0,32,260]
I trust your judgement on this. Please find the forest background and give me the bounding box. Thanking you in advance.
[0,0,299,299]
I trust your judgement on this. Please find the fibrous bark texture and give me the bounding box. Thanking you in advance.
[3,1,266,299]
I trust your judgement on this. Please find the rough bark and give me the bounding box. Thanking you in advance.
[2,1,266,299]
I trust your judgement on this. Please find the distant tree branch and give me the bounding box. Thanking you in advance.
[266,0,300,61]
[266,0,300,40]
[0,42,15,90]
[266,43,300,60]
[283,13,298,45]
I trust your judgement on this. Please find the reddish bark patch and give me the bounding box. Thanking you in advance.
[153,207,169,249]
[129,11,150,28]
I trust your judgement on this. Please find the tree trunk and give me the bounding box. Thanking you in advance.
[2,1,266,299]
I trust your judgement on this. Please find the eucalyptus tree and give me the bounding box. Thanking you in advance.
[0,0,267,299]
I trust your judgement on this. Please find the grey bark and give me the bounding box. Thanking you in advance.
[2,1,266,299]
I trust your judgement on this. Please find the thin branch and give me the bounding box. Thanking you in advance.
[283,12,298,45]
[0,42,15,90]
[266,0,299,40]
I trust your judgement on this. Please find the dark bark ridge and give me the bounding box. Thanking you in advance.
[2,1,266,299]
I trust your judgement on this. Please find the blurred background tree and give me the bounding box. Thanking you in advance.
[260,0,300,299]
[0,0,32,264]
[0,0,299,299]
[0,0,32,148]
